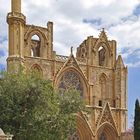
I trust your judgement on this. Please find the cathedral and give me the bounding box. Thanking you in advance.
[6,0,128,140]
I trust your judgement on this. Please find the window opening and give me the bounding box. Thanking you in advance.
[31,35,40,57]
[58,70,83,97]
[98,46,106,66]
[99,100,102,106]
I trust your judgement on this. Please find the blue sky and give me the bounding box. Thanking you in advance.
[1,0,140,128]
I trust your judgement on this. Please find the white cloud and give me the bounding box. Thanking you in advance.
[1,0,140,67]
[81,0,116,8]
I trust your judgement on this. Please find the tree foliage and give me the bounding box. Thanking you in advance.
[134,99,140,140]
[0,71,85,140]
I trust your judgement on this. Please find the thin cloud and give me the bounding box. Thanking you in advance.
[1,0,140,67]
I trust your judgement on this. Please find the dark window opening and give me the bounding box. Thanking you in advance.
[98,46,106,66]
[99,100,102,106]
[31,35,41,57]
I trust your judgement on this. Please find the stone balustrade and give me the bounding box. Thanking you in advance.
[56,55,69,61]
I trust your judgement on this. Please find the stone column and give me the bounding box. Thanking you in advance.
[12,0,21,13]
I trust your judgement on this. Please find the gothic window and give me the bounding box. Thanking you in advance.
[99,132,107,140]
[31,64,43,76]
[58,70,83,97]
[98,46,106,66]
[99,74,107,103]
[31,35,40,57]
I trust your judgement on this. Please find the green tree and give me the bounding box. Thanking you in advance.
[134,99,140,140]
[0,71,84,140]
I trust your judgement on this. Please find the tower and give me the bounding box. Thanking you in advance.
[7,0,26,72]
[7,0,53,73]
[75,30,127,140]
[7,1,128,140]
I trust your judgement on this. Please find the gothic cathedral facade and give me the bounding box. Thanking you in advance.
[7,0,128,140]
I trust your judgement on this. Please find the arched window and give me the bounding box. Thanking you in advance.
[99,74,107,105]
[98,46,106,66]
[31,64,43,76]
[31,35,40,57]
[81,47,87,58]
[58,70,84,97]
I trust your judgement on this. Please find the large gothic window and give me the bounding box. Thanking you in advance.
[98,46,106,66]
[31,35,40,57]
[58,70,83,97]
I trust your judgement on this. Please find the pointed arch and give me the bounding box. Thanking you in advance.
[24,26,48,57]
[98,46,106,66]
[69,114,93,140]
[97,43,109,67]
[24,27,47,41]
[31,34,41,57]
[93,41,111,67]
[96,122,119,140]
[55,67,89,104]
[98,73,108,106]
[30,64,43,76]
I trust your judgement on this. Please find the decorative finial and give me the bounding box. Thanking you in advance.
[102,28,105,32]
[71,46,73,55]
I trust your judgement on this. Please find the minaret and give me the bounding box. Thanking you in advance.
[11,0,21,13]
[7,0,26,72]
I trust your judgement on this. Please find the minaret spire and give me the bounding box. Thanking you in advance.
[12,0,21,13]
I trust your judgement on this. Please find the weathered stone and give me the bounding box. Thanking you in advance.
[6,0,129,140]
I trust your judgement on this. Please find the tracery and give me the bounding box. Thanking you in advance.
[58,70,83,97]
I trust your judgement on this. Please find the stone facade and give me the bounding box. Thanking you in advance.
[121,132,134,140]
[7,0,128,140]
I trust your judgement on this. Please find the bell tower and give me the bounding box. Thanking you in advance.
[7,0,26,71]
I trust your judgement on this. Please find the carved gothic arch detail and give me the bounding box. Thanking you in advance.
[92,37,112,67]
[54,54,89,88]
[30,64,43,76]
[24,26,49,57]
[55,66,89,104]
[95,122,119,140]
[95,103,118,136]
[70,114,94,140]
[99,73,109,102]
[24,26,47,41]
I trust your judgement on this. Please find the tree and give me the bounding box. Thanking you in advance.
[0,71,85,140]
[134,99,140,140]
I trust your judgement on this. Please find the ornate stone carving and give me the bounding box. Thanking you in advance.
[58,70,83,96]
[99,103,116,128]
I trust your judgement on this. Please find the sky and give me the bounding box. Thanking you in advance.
[0,0,140,128]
